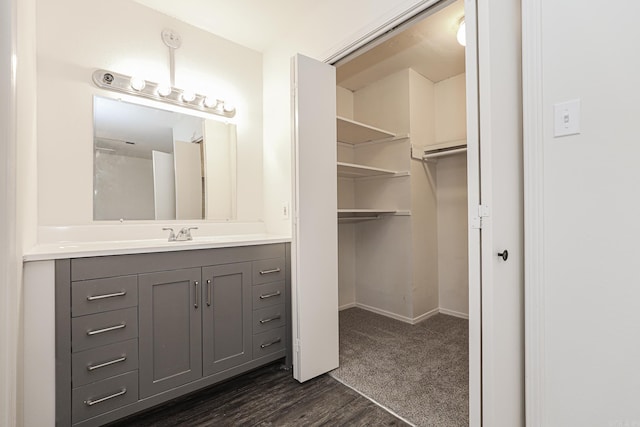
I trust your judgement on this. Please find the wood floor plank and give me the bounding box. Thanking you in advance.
[107,362,409,427]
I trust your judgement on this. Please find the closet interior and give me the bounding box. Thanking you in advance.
[335,0,469,324]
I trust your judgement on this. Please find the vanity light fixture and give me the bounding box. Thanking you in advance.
[181,90,196,103]
[92,69,237,118]
[156,84,172,97]
[130,76,146,91]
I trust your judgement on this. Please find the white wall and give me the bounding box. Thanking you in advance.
[537,1,640,425]
[408,69,439,317]
[436,154,468,315]
[435,73,468,316]
[94,153,155,220]
[35,0,263,240]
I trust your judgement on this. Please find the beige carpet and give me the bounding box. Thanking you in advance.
[329,308,469,427]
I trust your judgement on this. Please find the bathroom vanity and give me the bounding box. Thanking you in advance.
[23,236,291,427]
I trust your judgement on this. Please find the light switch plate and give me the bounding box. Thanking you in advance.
[554,99,581,137]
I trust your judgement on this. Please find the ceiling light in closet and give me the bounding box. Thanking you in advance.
[457,18,466,46]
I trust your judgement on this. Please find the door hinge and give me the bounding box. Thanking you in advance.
[471,204,490,229]
[294,339,301,353]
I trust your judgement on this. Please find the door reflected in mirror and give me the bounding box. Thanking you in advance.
[93,96,236,221]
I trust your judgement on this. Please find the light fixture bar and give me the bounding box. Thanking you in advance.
[91,69,236,118]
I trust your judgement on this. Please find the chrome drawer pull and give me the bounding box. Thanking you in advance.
[84,388,127,406]
[260,337,282,349]
[87,356,127,372]
[86,290,126,301]
[259,268,281,275]
[259,315,281,324]
[86,323,126,336]
[259,291,281,300]
[194,281,199,309]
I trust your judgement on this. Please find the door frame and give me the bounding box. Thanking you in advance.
[522,0,545,424]
[321,0,482,424]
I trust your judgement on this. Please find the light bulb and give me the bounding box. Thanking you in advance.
[456,19,466,47]
[223,102,235,113]
[203,96,218,108]
[157,84,172,97]
[130,76,146,91]
[181,90,196,102]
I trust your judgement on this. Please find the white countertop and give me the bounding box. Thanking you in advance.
[23,234,291,261]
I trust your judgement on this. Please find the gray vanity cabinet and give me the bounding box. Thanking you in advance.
[202,262,252,376]
[138,268,203,398]
[56,243,291,427]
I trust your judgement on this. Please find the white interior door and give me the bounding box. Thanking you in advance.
[291,53,339,382]
[152,150,176,220]
[174,140,202,220]
[477,0,524,425]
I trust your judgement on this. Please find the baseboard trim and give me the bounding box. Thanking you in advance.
[339,302,357,311]
[438,308,469,319]
[411,307,440,324]
[348,303,469,324]
[355,303,414,324]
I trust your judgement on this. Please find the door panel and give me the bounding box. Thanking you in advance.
[138,268,202,398]
[202,263,252,376]
[291,54,339,382]
[477,0,525,425]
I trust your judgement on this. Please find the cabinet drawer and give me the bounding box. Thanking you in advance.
[252,258,285,285]
[72,371,138,424]
[253,326,286,358]
[72,307,138,352]
[72,339,138,387]
[72,275,137,317]
[252,281,285,310]
[253,305,285,334]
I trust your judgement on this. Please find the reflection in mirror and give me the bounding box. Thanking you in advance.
[93,96,236,221]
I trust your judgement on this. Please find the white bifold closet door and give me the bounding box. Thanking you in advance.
[291,53,339,382]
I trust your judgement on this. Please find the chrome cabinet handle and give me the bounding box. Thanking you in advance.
[87,356,127,371]
[87,323,126,336]
[206,279,212,307]
[87,290,126,301]
[194,281,199,309]
[259,268,281,275]
[259,314,281,324]
[259,291,281,300]
[84,388,127,406]
[260,337,282,349]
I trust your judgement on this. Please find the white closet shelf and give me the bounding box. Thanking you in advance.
[337,116,396,144]
[337,209,411,223]
[337,162,408,178]
[412,139,467,161]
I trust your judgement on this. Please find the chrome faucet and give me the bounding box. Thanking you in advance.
[162,227,176,241]
[176,226,198,241]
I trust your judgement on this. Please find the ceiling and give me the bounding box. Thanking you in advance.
[132,0,465,92]
[337,0,465,91]
[132,0,317,53]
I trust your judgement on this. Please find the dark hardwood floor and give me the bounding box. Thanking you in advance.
[107,361,409,426]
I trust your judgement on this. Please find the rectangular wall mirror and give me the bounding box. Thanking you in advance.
[93,96,237,221]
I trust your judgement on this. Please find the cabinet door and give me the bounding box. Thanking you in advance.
[139,268,202,398]
[202,262,252,376]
